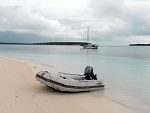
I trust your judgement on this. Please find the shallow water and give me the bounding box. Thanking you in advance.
[0,45,150,112]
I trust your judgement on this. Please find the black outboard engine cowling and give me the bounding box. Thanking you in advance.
[84,66,97,80]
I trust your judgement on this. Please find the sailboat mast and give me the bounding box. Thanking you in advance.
[87,27,89,43]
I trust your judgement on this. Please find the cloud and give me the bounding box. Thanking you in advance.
[0,4,82,39]
[86,0,150,44]
[89,0,150,36]
[0,31,84,43]
[1,0,150,45]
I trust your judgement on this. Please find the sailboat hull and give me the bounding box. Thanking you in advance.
[82,27,99,49]
[82,44,99,49]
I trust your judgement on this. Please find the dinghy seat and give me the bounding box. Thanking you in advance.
[84,66,97,80]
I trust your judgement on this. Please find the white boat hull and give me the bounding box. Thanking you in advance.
[36,71,104,92]
[82,44,99,49]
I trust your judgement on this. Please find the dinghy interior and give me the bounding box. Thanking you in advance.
[36,66,105,92]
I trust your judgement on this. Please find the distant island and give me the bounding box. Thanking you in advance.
[0,42,89,45]
[129,44,150,46]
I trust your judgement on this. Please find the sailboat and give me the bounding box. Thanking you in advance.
[81,27,99,49]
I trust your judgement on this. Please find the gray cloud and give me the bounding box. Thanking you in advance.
[0,31,83,43]
[0,0,150,45]
[0,5,81,39]
[89,0,150,38]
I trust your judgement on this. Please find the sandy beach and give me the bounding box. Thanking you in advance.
[0,57,136,113]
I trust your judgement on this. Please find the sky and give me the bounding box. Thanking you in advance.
[0,0,150,45]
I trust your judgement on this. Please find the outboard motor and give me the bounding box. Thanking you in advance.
[84,66,97,80]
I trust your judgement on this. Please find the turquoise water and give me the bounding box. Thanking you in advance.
[0,45,150,112]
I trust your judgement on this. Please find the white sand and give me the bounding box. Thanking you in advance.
[0,57,136,113]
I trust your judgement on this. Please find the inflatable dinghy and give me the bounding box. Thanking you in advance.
[36,66,105,92]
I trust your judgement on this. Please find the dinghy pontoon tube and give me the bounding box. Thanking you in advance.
[36,66,104,92]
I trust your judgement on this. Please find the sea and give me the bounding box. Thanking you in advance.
[0,45,150,113]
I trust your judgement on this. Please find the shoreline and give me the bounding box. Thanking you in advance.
[0,42,88,45]
[129,44,150,46]
[0,57,136,113]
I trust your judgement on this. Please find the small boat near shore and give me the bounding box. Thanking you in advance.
[36,66,104,92]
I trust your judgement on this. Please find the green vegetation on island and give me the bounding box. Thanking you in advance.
[129,44,150,46]
[0,42,89,45]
